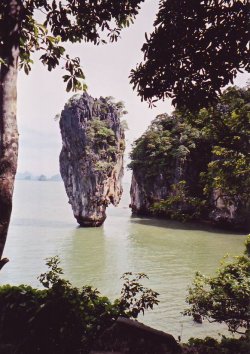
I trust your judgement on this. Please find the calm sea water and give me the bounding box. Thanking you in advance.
[0,180,246,341]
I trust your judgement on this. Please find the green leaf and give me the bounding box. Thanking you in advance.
[66,78,73,92]
[62,74,71,82]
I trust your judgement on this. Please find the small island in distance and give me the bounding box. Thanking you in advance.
[16,171,62,182]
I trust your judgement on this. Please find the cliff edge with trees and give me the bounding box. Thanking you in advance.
[129,86,250,231]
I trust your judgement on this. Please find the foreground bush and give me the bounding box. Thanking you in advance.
[0,257,159,354]
[184,235,250,335]
[182,335,250,354]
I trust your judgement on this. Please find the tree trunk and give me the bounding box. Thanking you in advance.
[0,0,22,267]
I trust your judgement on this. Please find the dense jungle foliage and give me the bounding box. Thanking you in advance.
[129,86,250,224]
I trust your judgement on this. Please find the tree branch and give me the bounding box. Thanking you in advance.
[0,257,9,270]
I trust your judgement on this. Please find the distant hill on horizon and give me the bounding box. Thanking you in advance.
[16,172,62,181]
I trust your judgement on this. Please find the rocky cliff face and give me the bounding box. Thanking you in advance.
[209,188,248,230]
[59,93,125,226]
[129,114,207,217]
[130,142,206,218]
[129,106,250,231]
[130,159,247,230]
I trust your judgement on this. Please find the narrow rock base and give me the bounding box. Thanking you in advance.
[76,216,106,227]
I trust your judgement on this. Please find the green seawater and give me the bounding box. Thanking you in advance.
[0,180,246,341]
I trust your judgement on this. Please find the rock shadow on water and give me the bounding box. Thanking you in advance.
[129,215,245,235]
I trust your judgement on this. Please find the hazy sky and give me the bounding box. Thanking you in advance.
[17,0,249,177]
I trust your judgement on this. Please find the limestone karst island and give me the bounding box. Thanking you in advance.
[59,93,125,227]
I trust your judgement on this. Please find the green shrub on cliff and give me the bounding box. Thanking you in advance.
[150,181,206,221]
[0,257,159,353]
[87,118,116,147]
[86,117,121,169]
[82,97,127,173]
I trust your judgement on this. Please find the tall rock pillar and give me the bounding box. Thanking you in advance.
[59,93,125,226]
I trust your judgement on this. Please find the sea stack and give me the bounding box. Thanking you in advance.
[59,93,125,226]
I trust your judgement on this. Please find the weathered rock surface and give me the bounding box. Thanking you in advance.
[129,113,249,231]
[59,93,125,226]
[131,168,248,231]
[209,189,248,230]
[92,317,182,354]
[130,114,207,218]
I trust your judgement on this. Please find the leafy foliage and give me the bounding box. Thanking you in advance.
[119,272,159,318]
[105,97,128,117]
[0,0,144,92]
[85,101,125,173]
[182,335,250,354]
[0,256,159,353]
[184,235,250,335]
[190,86,250,216]
[129,113,201,177]
[150,181,206,222]
[88,118,116,145]
[130,0,249,110]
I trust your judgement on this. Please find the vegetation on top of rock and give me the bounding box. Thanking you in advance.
[184,235,250,335]
[129,86,250,227]
[87,118,116,150]
[59,93,126,226]
[129,113,200,175]
[105,97,128,117]
[83,98,126,174]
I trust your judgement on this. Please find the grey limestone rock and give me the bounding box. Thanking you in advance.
[59,93,125,226]
[129,114,249,231]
